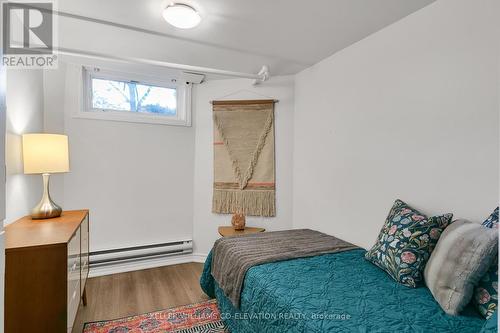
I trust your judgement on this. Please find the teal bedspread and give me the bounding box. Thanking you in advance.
[201,249,491,333]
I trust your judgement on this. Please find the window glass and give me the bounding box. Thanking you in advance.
[91,78,177,116]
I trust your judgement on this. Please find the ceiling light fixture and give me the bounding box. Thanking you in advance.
[162,3,201,29]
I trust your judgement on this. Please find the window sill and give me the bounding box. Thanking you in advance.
[73,110,192,127]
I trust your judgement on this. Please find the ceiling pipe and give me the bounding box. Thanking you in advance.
[254,65,270,85]
[53,46,270,83]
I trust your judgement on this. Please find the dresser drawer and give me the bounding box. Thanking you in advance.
[67,228,81,329]
[67,279,80,331]
[80,214,89,295]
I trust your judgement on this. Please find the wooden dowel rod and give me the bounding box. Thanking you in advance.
[210,99,279,105]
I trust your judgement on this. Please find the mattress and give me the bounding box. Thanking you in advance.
[201,249,488,333]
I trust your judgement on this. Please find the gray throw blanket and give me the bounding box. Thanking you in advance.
[211,229,358,308]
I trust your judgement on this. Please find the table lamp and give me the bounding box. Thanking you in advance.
[22,133,69,219]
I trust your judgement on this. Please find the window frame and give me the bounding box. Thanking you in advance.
[78,66,192,126]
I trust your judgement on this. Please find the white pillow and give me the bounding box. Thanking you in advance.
[424,219,498,315]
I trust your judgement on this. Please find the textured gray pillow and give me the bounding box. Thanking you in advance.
[424,219,498,315]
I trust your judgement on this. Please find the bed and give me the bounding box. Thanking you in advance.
[201,248,493,333]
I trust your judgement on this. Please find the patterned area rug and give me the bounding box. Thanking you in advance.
[83,299,228,333]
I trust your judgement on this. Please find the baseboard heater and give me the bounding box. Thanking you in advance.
[89,240,193,267]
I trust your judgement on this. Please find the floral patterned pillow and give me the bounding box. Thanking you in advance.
[365,199,453,288]
[474,207,499,319]
[482,207,499,229]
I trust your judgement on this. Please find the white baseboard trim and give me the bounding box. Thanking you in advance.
[191,253,208,263]
[88,253,209,278]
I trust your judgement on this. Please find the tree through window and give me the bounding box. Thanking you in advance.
[91,78,177,116]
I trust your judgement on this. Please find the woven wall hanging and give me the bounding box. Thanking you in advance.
[212,99,276,217]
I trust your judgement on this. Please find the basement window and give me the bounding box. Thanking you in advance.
[80,67,191,126]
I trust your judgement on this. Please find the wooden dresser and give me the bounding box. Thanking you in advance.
[5,210,90,333]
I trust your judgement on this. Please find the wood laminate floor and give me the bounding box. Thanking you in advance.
[72,262,210,333]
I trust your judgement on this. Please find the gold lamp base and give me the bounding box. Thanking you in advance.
[31,173,62,220]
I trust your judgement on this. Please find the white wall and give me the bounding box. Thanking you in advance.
[5,70,44,224]
[293,0,500,249]
[44,62,195,251]
[43,62,295,255]
[192,76,295,256]
[43,63,67,205]
[0,46,6,333]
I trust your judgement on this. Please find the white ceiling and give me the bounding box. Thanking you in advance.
[57,0,435,76]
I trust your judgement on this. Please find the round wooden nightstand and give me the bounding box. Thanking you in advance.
[218,226,265,237]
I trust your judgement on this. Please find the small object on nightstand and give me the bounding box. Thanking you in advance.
[218,226,265,237]
[231,212,246,230]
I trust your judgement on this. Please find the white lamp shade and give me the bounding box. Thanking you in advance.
[22,133,69,174]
